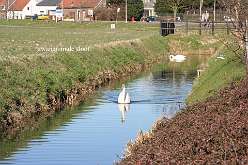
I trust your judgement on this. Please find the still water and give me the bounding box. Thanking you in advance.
[0,56,208,165]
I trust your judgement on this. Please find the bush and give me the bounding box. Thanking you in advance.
[94,7,116,21]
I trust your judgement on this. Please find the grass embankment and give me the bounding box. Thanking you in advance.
[0,20,169,134]
[187,39,246,104]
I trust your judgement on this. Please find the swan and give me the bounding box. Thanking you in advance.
[216,56,225,60]
[216,54,225,60]
[118,84,131,104]
[169,54,186,62]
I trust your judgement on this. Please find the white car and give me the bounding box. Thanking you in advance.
[224,16,235,22]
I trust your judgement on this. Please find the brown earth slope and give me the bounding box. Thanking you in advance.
[119,79,248,165]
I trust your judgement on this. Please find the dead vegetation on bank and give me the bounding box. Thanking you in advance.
[119,79,248,164]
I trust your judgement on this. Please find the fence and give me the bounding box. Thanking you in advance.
[184,20,236,35]
[160,20,236,36]
[160,21,175,36]
[159,11,229,22]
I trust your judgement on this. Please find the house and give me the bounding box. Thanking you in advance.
[36,0,62,20]
[7,0,43,19]
[60,0,106,22]
[0,0,5,10]
[0,0,16,19]
[143,0,156,17]
[0,0,5,18]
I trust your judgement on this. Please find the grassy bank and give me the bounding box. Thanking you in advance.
[0,36,168,130]
[187,41,246,104]
[0,21,170,133]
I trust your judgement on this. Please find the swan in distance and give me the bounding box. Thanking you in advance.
[169,54,186,62]
[118,84,131,104]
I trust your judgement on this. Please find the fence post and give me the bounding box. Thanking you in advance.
[212,20,215,36]
[199,21,202,35]
[226,22,230,35]
[186,19,189,34]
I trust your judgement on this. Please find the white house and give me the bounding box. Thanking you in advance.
[7,0,43,19]
[143,0,156,17]
[36,0,61,16]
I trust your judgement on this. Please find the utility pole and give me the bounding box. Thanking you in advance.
[200,0,203,21]
[199,0,203,35]
[125,0,127,23]
[213,0,216,23]
[116,8,120,24]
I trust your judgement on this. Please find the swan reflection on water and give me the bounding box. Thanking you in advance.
[118,104,130,123]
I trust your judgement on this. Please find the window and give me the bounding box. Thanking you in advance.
[1,5,5,10]
[27,7,29,10]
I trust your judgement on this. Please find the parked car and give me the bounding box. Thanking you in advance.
[146,16,157,22]
[38,15,49,20]
[176,16,181,22]
[224,16,235,22]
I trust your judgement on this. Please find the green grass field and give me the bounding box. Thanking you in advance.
[0,20,159,61]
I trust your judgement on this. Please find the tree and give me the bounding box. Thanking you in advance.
[107,0,124,5]
[155,0,189,20]
[154,0,171,14]
[169,0,185,21]
[127,0,143,20]
[107,0,144,20]
[220,0,248,72]
[169,0,217,13]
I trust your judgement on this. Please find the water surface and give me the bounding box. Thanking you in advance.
[0,56,208,165]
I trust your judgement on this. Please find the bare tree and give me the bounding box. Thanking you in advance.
[5,0,8,19]
[167,0,184,21]
[220,0,248,72]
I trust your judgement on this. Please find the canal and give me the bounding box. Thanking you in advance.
[0,55,208,165]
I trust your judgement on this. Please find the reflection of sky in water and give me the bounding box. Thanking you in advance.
[104,71,192,121]
[0,59,202,165]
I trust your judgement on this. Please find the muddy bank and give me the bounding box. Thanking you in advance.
[0,56,164,138]
[118,79,248,164]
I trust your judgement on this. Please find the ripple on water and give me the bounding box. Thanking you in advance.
[0,63,199,165]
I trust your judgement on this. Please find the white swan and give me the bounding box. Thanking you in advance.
[118,84,131,104]
[169,54,186,62]
[216,56,225,60]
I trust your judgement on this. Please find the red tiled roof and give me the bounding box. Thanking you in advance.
[9,0,30,11]
[0,0,16,7]
[60,0,102,9]
[0,0,5,6]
